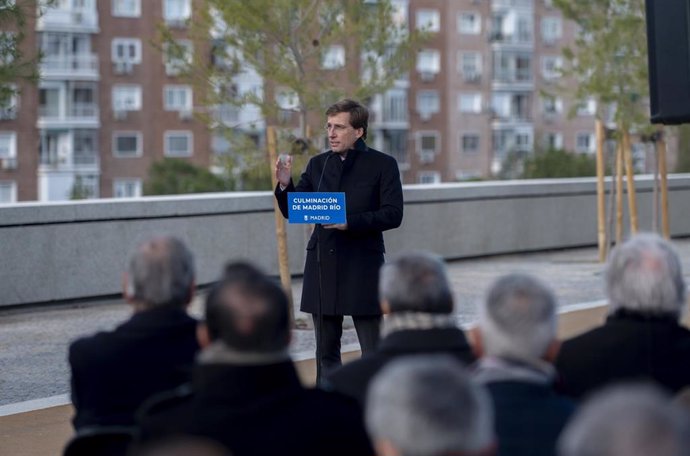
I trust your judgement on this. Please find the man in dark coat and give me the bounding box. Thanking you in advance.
[136,262,374,456]
[472,274,575,456]
[274,99,403,375]
[326,251,475,407]
[556,233,690,400]
[69,236,200,430]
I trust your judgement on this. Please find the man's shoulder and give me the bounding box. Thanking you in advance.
[138,382,194,421]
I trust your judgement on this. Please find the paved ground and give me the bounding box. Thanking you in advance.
[2,239,690,407]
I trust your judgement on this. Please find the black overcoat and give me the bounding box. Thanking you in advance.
[275,139,403,316]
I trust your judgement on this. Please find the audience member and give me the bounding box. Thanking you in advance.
[136,262,373,456]
[556,233,690,399]
[558,384,690,456]
[326,251,475,406]
[69,236,199,429]
[472,273,575,456]
[365,355,495,456]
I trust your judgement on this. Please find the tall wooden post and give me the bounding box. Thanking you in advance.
[267,126,295,324]
[615,141,624,244]
[622,128,639,234]
[656,128,671,238]
[595,119,607,262]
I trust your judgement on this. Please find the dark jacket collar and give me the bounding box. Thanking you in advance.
[118,305,194,332]
[191,361,302,404]
[606,308,679,325]
[378,327,472,354]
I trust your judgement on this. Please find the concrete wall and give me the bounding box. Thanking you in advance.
[2,175,690,307]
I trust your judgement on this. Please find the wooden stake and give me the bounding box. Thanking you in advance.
[595,119,607,262]
[657,128,671,238]
[267,126,295,325]
[615,140,624,244]
[622,128,639,234]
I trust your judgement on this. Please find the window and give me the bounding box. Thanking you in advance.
[458,93,482,113]
[416,90,440,119]
[113,131,142,157]
[321,45,345,70]
[0,33,16,65]
[164,40,193,76]
[164,131,193,157]
[461,133,480,154]
[0,181,16,203]
[111,38,141,64]
[542,95,563,114]
[458,52,482,81]
[417,131,440,163]
[0,132,17,158]
[543,132,563,150]
[112,85,142,111]
[113,179,142,198]
[112,0,141,17]
[577,98,597,116]
[541,56,562,79]
[163,85,192,111]
[541,17,562,44]
[576,132,595,153]
[382,89,407,122]
[416,49,441,77]
[416,9,440,32]
[457,12,481,34]
[163,0,191,24]
[515,131,532,151]
[0,85,18,119]
[418,171,441,184]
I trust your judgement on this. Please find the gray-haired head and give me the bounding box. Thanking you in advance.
[365,355,494,456]
[479,273,557,360]
[558,384,690,456]
[379,251,453,314]
[127,236,195,308]
[606,233,686,318]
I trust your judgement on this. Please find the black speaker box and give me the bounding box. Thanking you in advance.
[646,0,690,124]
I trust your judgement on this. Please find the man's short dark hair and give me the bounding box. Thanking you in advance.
[326,99,369,140]
[205,262,290,353]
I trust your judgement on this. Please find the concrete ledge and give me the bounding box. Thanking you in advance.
[3,175,690,307]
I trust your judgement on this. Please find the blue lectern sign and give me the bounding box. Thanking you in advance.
[287,192,347,224]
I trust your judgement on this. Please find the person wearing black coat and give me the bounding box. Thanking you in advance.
[136,262,374,456]
[472,274,575,456]
[556,233,690,400]
[69,236,200,430]
[275,99,403,375]
[326,251,475,407]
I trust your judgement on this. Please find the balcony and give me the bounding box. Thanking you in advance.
[40,54,99,80]
[36,8,99,33]
[38,103,99,129]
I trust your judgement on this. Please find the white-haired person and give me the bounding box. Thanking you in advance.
[471,273,575,456]
[365,355,496,456]
[558,384,690,456]
[556,233,690,399]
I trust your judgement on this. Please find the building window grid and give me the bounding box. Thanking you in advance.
[113,131,142,157]
[163,0,191,24]
[417,49,441,76]
[0,131,17,158]
[457,12,481,35]
[321,45,345,70]
[461,133,480,154]
[113,179,142,198]
[458,52,482,81]
[541,17,562,44]
[163,85,193,111]
[112,85,142,111]
[112,38,142,64]
[164,40,193,76]
[416,9,440,32]
[458,93,482,114]
[112,0,141,17]
[0,181,17,203]
[164,130,193,157]
[576,132,596,153]
[416,90,440,119]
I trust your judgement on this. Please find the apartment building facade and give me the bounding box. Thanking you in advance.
[0,0,662,202]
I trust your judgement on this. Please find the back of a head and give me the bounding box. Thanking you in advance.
[606,233,686,318]
[128,236,195,308]
[558,384,690,456]
[479,273,557,360]
[205,262,290,353]
[379,251,454,314]
[365,355,494,456]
